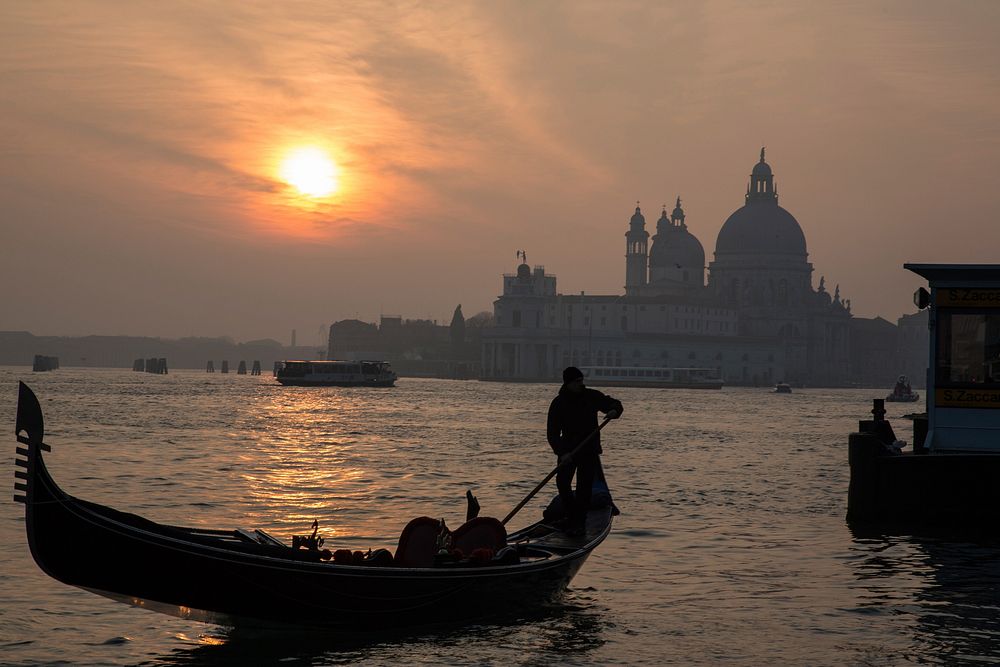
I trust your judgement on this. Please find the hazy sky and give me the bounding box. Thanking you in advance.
[2,1,999,345]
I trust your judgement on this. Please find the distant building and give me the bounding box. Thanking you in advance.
[849,317,899,387]
[482,150,868,386]
[897,309,930,387]
[326,312,482,378]
[327,319,381,360]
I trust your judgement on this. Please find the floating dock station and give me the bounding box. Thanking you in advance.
[848,264,1000,528]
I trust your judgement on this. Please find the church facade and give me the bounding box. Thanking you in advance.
[481,150,854,386]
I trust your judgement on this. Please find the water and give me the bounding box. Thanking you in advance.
[1,368,999,665]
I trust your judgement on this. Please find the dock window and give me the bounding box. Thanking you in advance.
[937,310,1000,386]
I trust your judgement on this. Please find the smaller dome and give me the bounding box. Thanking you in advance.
[649,225,705,273]
[655,209,670,233]
[516,262,531,279]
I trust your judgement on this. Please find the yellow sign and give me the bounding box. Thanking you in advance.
[936,387,1000,408]
[936,288,1000,307]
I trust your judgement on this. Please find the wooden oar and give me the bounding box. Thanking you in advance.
[501,415,614,526]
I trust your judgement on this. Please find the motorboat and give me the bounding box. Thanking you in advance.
[885,375,920,403]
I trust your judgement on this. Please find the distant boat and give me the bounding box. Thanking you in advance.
[885,375,920,403]
[580,366,723,390]
[774,382,792,393]
[275,360,397,387]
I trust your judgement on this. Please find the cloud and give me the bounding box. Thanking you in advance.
[3,0,1000,338]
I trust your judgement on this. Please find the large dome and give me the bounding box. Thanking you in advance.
[714,150,807,258]
[715,202,806,256]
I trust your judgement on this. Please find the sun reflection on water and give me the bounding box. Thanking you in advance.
[235,388,395,545]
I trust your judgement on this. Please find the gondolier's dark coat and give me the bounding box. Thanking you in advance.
[546,387,623,457]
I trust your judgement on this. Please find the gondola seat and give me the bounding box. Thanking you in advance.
[393,516,441,567]
[451,517,506,556]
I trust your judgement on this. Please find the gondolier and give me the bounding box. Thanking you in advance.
[547,366,623,535]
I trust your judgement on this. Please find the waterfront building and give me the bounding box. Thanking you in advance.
[482,150,856,386]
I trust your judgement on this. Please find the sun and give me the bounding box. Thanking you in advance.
[279,147,339,198]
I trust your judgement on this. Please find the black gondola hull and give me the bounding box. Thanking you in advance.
[15,382,611,628]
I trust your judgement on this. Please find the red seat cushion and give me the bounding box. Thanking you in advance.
[451,517,507,557]
[394,516,441,568]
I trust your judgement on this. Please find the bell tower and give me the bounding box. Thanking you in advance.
[625,203,648,295]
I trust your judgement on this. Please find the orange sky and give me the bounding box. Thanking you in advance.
[2,1,999,342]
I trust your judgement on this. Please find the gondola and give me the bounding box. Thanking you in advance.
[13,382,614,628]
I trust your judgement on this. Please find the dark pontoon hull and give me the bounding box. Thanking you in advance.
[14,382,610,627]
[848,429,1000,528]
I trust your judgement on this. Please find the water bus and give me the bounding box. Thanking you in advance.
[580,366,723,390]
[275,360,397,387]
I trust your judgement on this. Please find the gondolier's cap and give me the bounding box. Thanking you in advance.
[562,366,584,384]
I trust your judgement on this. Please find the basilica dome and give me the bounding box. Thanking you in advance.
[714,149,807,258]
[715,203,806,256]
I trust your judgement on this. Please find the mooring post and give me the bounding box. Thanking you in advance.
[847,399,891,523]
[847,429,882,523]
